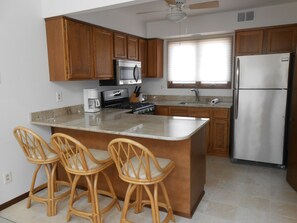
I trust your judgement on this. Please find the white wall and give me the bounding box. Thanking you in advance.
[0,0,101,205]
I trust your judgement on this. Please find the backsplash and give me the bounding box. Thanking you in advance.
[145,95,233,104]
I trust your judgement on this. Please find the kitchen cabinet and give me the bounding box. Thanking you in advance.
[156,105,230,156]
[93,27,114,80]
[154,105,169,116]
[147,39,163,78]
[169,106,188,116]
[46,17,93,81]
[265,26,296,53]
[127,36,138,60]
[138,38,148,77]
[113,33,139,60]
[235,24,297,56]
[235,30,264,56]
[209,108,230,156]
[113,32,127,59]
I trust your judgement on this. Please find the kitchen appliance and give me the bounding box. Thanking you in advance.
[99,60,141,86]
[101,88,155,114]
[83,88,101,113]
[232,53,293,166]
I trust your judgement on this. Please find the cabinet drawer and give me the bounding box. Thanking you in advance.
[188,108,211,118]
[169,107,188,116]
[213,108,229,119]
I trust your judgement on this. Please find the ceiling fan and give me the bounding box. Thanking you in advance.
[137,0,219,22]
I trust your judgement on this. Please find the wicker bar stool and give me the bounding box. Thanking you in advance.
[108,138,175,223]
[51,133,120,223]
[13,126,71,216]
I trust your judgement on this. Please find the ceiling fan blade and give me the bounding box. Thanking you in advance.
[165,0,176,5]
[189,1,219,10]
[136,10,165,15]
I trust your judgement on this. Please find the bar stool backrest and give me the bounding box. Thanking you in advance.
[108,138,170,184]
[13,126,57,163]
[51,133,108,175]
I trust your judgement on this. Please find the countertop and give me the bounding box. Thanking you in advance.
[31,106,209,141]
[152,100,232,108]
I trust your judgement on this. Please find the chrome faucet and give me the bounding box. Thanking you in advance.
[190,89,199,102]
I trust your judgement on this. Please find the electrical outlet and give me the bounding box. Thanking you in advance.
[2,172,12,184]
[56,92,63,102]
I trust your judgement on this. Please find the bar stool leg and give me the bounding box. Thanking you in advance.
[101,171,121,211]
[135,185,143,214]
[121,184,137,223]
[160,182,175,222]
[67,175,80,222]
[144,185,159,223]
[27,165,41,208]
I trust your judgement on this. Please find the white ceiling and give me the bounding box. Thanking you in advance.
[112,0,297,22]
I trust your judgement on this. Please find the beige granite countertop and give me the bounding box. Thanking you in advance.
[31,106,209,141]
[152,100,232,108]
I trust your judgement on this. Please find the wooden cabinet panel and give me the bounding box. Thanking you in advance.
[266,26,296,53]
[209,119,229,156]
[189,108,211,118]
[46,17,93,81]
[169,107,188,116]
[127,36,138,60]
[138,38,148,77]
[93,27,113,79]
[156,105,230,157]
[235,30,264,56]
[155,106,169,116]
[65,19,93,80]
[113,32,127,59]
[147,39,163,78]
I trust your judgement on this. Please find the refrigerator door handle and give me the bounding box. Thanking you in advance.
[235,58,240,119]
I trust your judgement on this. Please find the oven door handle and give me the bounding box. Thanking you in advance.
[133,65,139,82]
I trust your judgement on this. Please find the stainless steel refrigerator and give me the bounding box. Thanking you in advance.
[232,53,292,165]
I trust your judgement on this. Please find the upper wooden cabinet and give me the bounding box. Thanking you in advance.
[46,17,93,80]
[113,32,127,59]
[147,39,163,78]
[113,33,139,60]
[93,27,114,80]
[138,38,148,77]
[127,36,138,60]
[235,24,297,56]
[265,26,296,53]
[235,30,264,56]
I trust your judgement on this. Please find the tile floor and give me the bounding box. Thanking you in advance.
[1,156,297,223]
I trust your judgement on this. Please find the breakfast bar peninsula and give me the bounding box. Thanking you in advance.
[31,105,208,218]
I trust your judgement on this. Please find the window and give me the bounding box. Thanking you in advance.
[167,36,233,89]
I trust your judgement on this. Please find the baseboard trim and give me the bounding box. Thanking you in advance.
[0,192,29,211]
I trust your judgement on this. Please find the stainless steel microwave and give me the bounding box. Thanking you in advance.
[99,59,141,86]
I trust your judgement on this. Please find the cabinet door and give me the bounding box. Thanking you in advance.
[138,38,148,77]
[235,30,264,55]
[93,27,113,79]
[266,26,296,53]
[65,19,93,79]
[114,32,127,59]
[155,106,169,116]
[210,118,229,156]
[147,39,163,78]
[169,107,188,116]
[127,36,138,60]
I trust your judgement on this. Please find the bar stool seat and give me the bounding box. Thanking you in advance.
[13,126,71,216]
[51,133,120,223]
[108,138,175,223]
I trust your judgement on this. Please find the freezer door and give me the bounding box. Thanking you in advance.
[233,89,287,164]
[236,53,290,89]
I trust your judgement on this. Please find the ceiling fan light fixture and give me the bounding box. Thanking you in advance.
[166,11,187,22]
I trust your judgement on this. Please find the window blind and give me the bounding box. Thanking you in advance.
[168,36,232,87]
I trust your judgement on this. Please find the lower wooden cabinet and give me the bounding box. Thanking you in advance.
[155,105,230,157]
